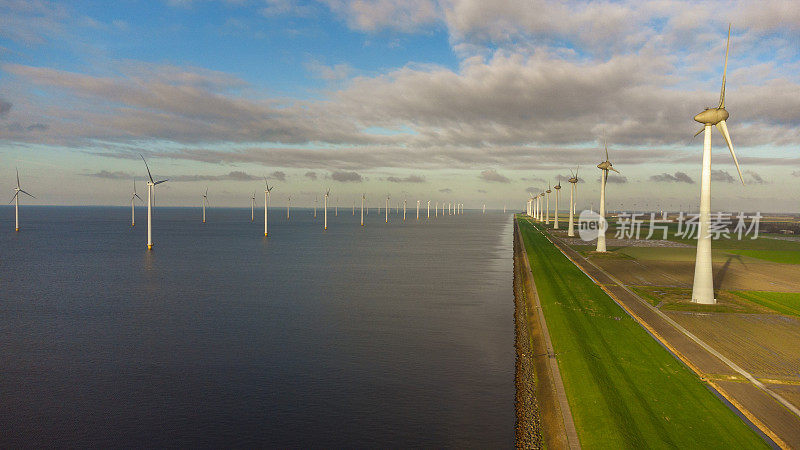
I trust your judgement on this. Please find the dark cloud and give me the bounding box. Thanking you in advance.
[477,189,487,193]
[520,176,546,183]
[269,170,286,181]
[650,171,694,183]
[387,174,425,183]
[526,186,543,193]
[711,170,736,183]
[305,171,317,180]
[744,170,767,185]
[170,171,260,182]
[331,170,362,182]
[439,188,452,193]
[603,174,628,184]
[0,98,11,117]
[479,169,510,183]
[85,170,133,179]
[26,123,48,131]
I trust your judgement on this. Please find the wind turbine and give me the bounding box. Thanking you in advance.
[314,196,317,218]
[201,187,209,223]
[264,179,274,237]
[130,179,143,227]
[427,200,430,219]
[417,200,420,220]
[360,193,365,226]
[335,197,338,217]
[553,180,561,229]
[385,194,390,223]
[482,203,486,214]
[596,137,620,252]
[287,196,291,220]
[691,24,743,304]
[545,184,552,225]
[251,191,256,222]
[140,155,167,250]
[324,188,330,230]
[435,201,438,218]
[567,168,579,237]
[403,198,407,221]
[10,168,35,232]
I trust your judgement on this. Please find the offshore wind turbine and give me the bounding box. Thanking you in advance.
[140,155,167,250]
[596,138,620,252]
[264,179,274,237]
[251,191,256,222]
[427,200,430,219]
[567,168,579,237]
[287,196,291,220]
[314,196,317,218]
[691,24,743,304]
[385,194,390,223]
[403,198,407,221]
[324,188,330,230]
[360,193,365,226]
[435,201,438,218]
[482,203,486,214]
[10,168,35,232]
[417,200,420,220]
[130,179,143,227]
[201,187,209,223]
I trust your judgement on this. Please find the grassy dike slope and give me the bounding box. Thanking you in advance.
[517,218,767,448]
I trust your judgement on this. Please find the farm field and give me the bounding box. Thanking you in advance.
[516,217,766,448]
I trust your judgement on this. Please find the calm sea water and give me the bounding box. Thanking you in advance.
[1,206,514,448]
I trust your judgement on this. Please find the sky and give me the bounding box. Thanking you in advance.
[1,0,799,211]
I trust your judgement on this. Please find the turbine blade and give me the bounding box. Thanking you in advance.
[9,192,19,203]
[610,167,620,174]
[16,168,20,188]
[135,193,143,201]
[719,23,731,108]
[154,179,168,185]
[205,187,208,196]
[693,127,705,138]
[716,120,744,185]
[19,189,35,198]
[140,154,154,183]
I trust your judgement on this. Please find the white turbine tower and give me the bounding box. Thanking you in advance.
[553,181,561,229]
[691,24,743,305]
[201,187,209,223]
[140,155,167,250]
[427,200,430,219]
[314,196,317,218]
[482,203,485,214]
[385,194,390,223]
[264,179,274,237]
[251,191,256,222]
[287,196,291,220]
[10,168,35,232]
[435,201,438,218]
[130,179,143,227]
[324,188,330,230]
[360,193,365,226]
[596,138,620,253]
[403,199,407,221]
[545,185,552,225]
[417,200,420,220]
[567,168,579,237]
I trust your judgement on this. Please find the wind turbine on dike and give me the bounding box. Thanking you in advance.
[691,24,743,305]
[553,180,561,229]
[201,187,209,223]
[140,155,168,250]
[264,179,274,237]
[545,184,552,225]
[10,168,35,232]
[130,179,143,227]
[567,168,579,237]
[596,138,620,252]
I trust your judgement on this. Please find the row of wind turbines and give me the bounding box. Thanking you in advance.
[526,25,742,305]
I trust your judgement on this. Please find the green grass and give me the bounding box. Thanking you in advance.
[517,218,767,448]
[725,249,800,264]
[732,291,800,317]
[630,286,770,314]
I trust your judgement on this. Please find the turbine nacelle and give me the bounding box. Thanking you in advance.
[694,107,729,125]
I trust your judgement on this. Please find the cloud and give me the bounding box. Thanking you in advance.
[169,171,261,182]
[84,170,133,179]
[439,188,452,193]
[0,98,11,116]
[260,0,316,17]
[744,170,768,184]
[305,171,317,180]
[387,174,425,183]
[479,169,510,183]
[269,170,286,181]
[477,189,487,193]
[26,123,48,131]
[305,60,353,81]
[711,169,736,183]
[331,170,362,182]
[321,0,440,33]
[605,174,628,184]
[650,171,694,183]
